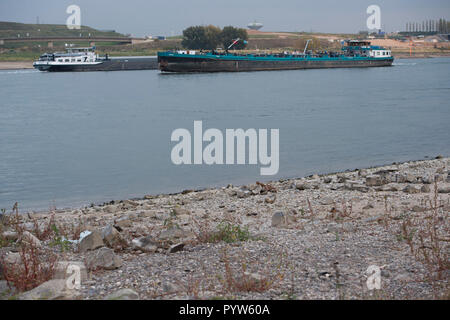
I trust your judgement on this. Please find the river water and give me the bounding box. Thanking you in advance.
[1,58,449,210]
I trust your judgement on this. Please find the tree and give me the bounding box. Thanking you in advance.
[220,26,248,50]
[181,25,221,50]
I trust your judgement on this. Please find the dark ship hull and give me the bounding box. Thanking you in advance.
[158,54,394,73]
[34,57,158,72]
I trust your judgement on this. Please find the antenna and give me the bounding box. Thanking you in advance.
[303,39,312,54]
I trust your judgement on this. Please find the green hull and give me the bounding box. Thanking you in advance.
[158,52,394,73]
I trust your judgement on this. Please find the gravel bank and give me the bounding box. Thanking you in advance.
[1,157,449,300]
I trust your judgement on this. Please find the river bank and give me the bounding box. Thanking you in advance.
[0,61,33,70]
[1,157,449,300]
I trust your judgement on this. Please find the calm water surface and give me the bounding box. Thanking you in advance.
[1,58,449,210]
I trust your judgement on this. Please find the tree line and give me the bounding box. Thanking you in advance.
[181,25,248,50]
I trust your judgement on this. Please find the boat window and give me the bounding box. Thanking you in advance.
[65,59,70,62]
[77,59,81,62]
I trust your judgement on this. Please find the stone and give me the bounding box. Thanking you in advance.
[168,242,185,253]
[20,231,41,248]
[86,247,122,270]
[158,227,190,242]
[4,252,21,265]
[115,217,132,228]
[53,261,88,282]
[19,279,78,300]
[365,175,385,187]
[271,211,295,228]
[104,288,139,300]
[131,236,158,253]
[236,189,251,198]
[1,231,19,242]
[420,185,431,193]
[265,195,276,204]
[295,183,311,190]
[319,197,335,205]
[397,173,418,184]
[102,225,124,248]
[438,187,450,194]
[323,177,333,183]
[173,207,191,215]
[79,230,104,252]
[403,185,420,194]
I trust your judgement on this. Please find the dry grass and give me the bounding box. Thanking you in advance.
[0,242,57,292]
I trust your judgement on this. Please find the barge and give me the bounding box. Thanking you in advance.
[158,40,394,73]
[33,47,158,72]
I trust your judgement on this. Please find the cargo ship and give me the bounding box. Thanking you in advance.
[33,47,157,72]
[158,40,394,73]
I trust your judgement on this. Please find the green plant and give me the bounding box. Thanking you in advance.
[48,224,72,252]
[211,222,251,243]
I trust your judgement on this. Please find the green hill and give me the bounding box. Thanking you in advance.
[0,21,128,39]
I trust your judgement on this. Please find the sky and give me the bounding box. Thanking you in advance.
[0,0,449,37]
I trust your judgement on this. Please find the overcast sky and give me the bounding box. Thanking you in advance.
[0,0,449,36]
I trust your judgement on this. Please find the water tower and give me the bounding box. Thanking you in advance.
[247,21,263,31]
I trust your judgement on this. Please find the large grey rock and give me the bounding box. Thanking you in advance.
[115,216,132,229]
[20,231,41,248]
[271,211,295,228]
[86,247,122,270]
[104,288,139,300]
[131,236,158,253]
[1,231,19,242]
[101,225,125,248]
[365,175,385,187]
[4,252,21,265]
[403,185,420,194]
[19,279,78,300]
[79,230,104,252]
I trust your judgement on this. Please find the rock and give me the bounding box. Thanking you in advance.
[403,185,420,194]
[435,155,443,159]
[362,203,374,210]
[79,230,104,252]
[115,217,132,228]
[397,173,418,184]
[411,206,425,212]
[323,177,332,184]
[265,195,276,204]
[1,231,19,242]
[4,252,21,265]
[236,189,251,198]
[271,211,295,228]
[131,236,158,253]
[104,205,118,214]
[158,227,190,242]
[295,183,311,190]
[167,242,185,253]
[421,175,433,184]
[20,231,41,248]
[19,279,78,300]
[420,185,431,193]
[438,187,450,194]
[173,207,191,216]
[53,261,88,282]
[86,247,122,270]
[104,288,139,300]
[102,225,125,248]
[319,197,335,205]
[365,175,386,187]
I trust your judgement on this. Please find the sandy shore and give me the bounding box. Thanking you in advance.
[1,157,449,300]
[0,61,33,70]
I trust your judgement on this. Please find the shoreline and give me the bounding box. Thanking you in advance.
[13,155,448,214]
[0,61,33,70]
[1,55,450,70]
[1,157,448,299]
